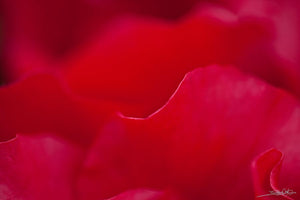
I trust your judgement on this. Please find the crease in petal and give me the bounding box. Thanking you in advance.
[252,149,295,200]
[77,65,300,200]
[63,9,272,117]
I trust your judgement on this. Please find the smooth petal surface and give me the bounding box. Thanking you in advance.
[5,2,298,103]
[107,189,184,200]
[106,189,163,200]
[0,73,114,145]
[227,0,300,98]
[0,134,84,200]
[77,65,300,199]
[228,0,300,64]
[63,11,271,117]
[1,0,201,60]
[252,149,294,200]
[2,0,202,81]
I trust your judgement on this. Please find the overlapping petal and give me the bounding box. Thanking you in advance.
[226,0,300,98]
[252,149,295,200]
[0,134,84,200]
[76,65,300,199]
[0,73,114,145]
[227,0,300,63]
[107,189,184,200]
[4,1,299,107]
[1,0,201,62]
[0,1,299,200]
[63,11,272,117]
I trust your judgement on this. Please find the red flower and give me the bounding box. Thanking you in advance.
[0,0,299,200]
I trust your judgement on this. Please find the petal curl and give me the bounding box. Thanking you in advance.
[77,65,300,199]
[2,0,200,64]
[64,12,270,117]
[252,149,295,200]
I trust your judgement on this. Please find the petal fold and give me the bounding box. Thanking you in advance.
[252,149,295,200]
[77,65,300,199]
[64,12,271,117]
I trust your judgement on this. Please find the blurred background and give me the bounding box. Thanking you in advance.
[0,0,225,83]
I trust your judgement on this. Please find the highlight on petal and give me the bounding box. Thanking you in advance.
[0,134,84,200]
[0,73,114,146]
[137,65,300,199]
[76,65,300,199]
[142,65,300,199]
[252,148,295,200]
[225,0,300,98]
[230,0,300,64]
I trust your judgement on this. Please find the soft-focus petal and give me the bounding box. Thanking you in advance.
[0,134,84,200]
[0,73,114,145]
[106,189,163,200]
[132,65,300,199]
[1,0,204,82]
[77,65,300,199]
[6,3,297,103]
[2,0,201,59]
[252,149,295,200]
[226,0,300,98]
[107,189,184,200]
[64,12,271,117]
[228,0,300,63]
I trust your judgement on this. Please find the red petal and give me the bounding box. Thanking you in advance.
[226,0,300,98]
[77,65,300,199]
[252,149,295,200]
[134,65,300,199]
[2,0,200,60]
[228,0,300,63]
[107,189,184,200]
[0,73,113,146]
[0,134,84,200]
[106,189,163,200]
[64,12,270,117]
